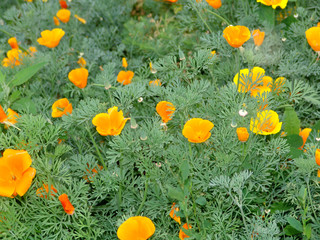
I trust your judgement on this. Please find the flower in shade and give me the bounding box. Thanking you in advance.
[36,184,58,199]
[223,25,251,48]
[169,203,181,224]
[156,101,175,123]
[83,163,103,183]
[37,28,65,48]
[149,79,161,86]
[68,68,88,89]
[58,194,75,215]
[117,216,156,240]
[272,77,286,95]
[305,25,320,53]
[0,149,36,198]
[236,127,249,142]
[8,37,19,49]
[233,67,265,93]
[92,106,130,136]
[250,110,282,135]
[53,16,60,26]
[74,15,86,24]
[2,49,23,68]
[299,128,312,150]
[205,0,222,9]
[122,58,128,68]
[56,9,71,23]
[252,29,265,46]
[182,118,214,143]
[257,0,288,9]
[59,0,68,8]
[117,71,134,85]
[51,98,73,118]
[77,57,86,68]
[179,223,192,240]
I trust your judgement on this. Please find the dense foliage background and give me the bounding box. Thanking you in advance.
[1,0,320,239]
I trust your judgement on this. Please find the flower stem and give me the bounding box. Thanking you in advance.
[190,0,213,33]
[204,8,232,26]
[136,177,149,215]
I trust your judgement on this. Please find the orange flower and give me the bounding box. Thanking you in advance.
[59,0,68,8]
[233,67,265,93]
[92,106,130,136]
[83,164,103,183]
[2,49,23,67]
[298,128,312,150]
[272,77,286,94]
[51,98,73,118]
[56,9,71,23]
[149,79,161,86]
[4,108,20,129]
[169,203,181,224]
[68,68,88,89]
[8,37,19,49]
[0,105,7,123]
[252,29,265,46]
[179,223,192,240]
[257,0,288,9]
[182,118,214,143]
[165,0,178,2]
[316,149,320,166]
[236,127,249,142]
[0,149,36,198]
[122,58,128,68]
[250,110,282,135]
[117,216,155,240]
[205,0,222,9]
[36,184,58,199]
[37,28,65,48]
[305,26,320,53]
[28,46,37,56]
[58,194,75,215]
[223,25,251,48]
[117,71,134,85]
[77,57,86,68]
[156,101,175,123]
[74,15,86,24]
[317,169,320,178]
[53,16,60,26]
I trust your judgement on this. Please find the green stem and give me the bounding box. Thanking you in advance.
[136,178,149,215]
[306,176,319,224]
[190,0,213,33]
[204,9,232,26]
[118,158,123,211]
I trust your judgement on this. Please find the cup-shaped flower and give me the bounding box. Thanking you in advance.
[2,49,23,68]
[252,29,265,46]
[305,26,320,53]
[68,68,88,89]
[117,216,155,240]
[250,110,282,135]
[149,79,161,86]
[56,9,71,23]
[117,71,134,85]
[182,118,214,143]
[8,37,19,49]
[36,184,58,199]
[234,67,265,93]
[169,203,181,224]
[316,149,320,166]
[59,0,68,8]
[0,149,36,198]
[236,127,249,142]
[122,58,128,68]
[257,0,288,9]
[58,193,75,215]
[223,25,251,48]
[51,98,73,118]
[92,106,130,136]
[299,128,312,150]
[179,223,192,240]
[205,0,222,9]
[156,101,175,123]
[37,28,65,48]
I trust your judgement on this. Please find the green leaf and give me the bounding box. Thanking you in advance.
[270,201,292,213]
[9,61,47,88]
[287,217,303,232]
[12,97,37,114]
[195,196,206,206]
[285,134,303,148]
[9,90,21,103]
[180,160,189,182]
[284,225,301,236]
[284,107,300,135]
[305,223,312,239]
[258,5,275,27]
[167,186,184,202]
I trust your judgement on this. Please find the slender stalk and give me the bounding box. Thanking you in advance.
[306,176,319,224]
[136,178,149,215]
[204,9,231,26]
[190,0,213,33]
[229,190,249,233]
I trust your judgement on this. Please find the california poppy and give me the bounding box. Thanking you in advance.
[165,0,178,2]
[299,128,312,150]
[74,15,86,24]
[149,79,161,86]
[250,110,282,135]
[179,223,192,240]
[272,77,286,95]
[205,0,222,9]
[37,28,65,48]
[117,71,134,85]
[28,46,37,56]
[8,37,19,49]
[4,108,20,128]
[36,184,58,199]
[2,49,23,67]
[122,58,128,68]
[156,101,175,123]
[257,0,288,9]
[169,203,181,224]
[59,0,68,8]
[117,216,156,240]
[316,149,320,166]
[252,29,265,46]
[68,68,88,89]
[236,127,249,142]
[305,26,320,53]
[56,9,71,23]
[0,105,7,123]
[92,106,130,136]
[182,118,214,143]
[53,16,60,26]
[0,149,36,198]
[77,57,86,68]
[233,67,265,93]
[58,194,75,215]
[223,25,251,48]
[51,98,73,118]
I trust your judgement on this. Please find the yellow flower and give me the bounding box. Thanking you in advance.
[122,58,128,68]
[182,118,214,143]
[149,79,161,86]
[305,25,320,53]
[250,110,282,135]
[233,67,265,93]
[56,9,71,23]
[77,57,86,68]
[2,49,23,68]
[257,0,288,9]
[8,37,19,49]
